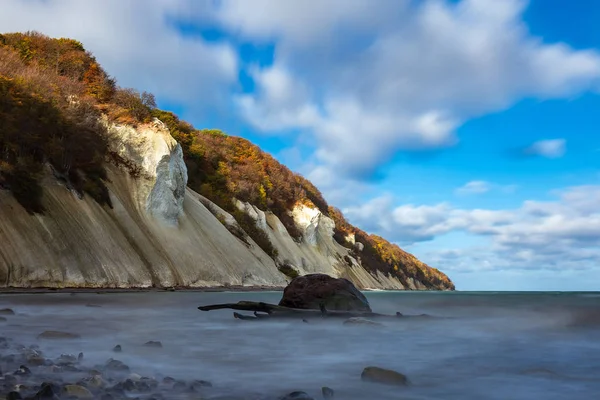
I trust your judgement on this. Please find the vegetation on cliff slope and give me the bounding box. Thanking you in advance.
[0,31,453,290]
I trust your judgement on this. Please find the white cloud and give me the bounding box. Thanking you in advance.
[455,181,491,195]
[343,185,600,272]
[0,0,238,109]
[216,0,600,179]
[525,139,567,158]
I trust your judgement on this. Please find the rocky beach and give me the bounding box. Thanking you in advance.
[1,289,599,400]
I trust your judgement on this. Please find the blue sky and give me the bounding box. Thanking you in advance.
[2,0,600,290]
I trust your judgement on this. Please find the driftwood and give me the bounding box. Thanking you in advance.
[198,301,406,320]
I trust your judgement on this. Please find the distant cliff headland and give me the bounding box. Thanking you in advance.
[0,32,454,291]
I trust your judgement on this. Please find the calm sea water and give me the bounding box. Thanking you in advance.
[1,291,599,399]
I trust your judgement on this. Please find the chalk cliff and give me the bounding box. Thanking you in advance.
[0,118,445,289]
[0,31,454,290]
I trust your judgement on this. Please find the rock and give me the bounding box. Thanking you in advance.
[143,341,162,348]
[36,382,60,399]
[57,354,78,365]
[0,317,7,322]
[3,374,17,387]
[85,304,102,308]
[78,352,84,362]
[128,374,142,382]
[26,354,46,366]
[162,377,175,385]
[112,345,122,353]
[321,386,334,399]
[64,384,94,399]
[281,391,314,400]
[37,331,80,340]
[13,365,31,376]
[361,366,408,386]
[0,308,15,315]
[6,392,22,400]
[190,379,212,390]
[343,318,383,327]
[104,359,129,371]
[172,380,187,391]
[83,375,106,389]
[279,274,371,312]
[123,379,136,391]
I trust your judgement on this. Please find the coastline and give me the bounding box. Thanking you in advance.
[0,285,287,294]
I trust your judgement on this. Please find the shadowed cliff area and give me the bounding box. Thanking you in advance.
[0,31,454,290]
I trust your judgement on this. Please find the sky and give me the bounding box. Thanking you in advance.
[2,0,600,291]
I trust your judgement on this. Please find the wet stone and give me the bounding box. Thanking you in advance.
[14,366,31,376]
[281,391,315,400]
[172,380,187,391]
[162,376,175,385]
[6,391,22,400]
[112,345,122,353]
[322,387,334,399]
[143,341,162,348]
[190,379,212,390]
[123,379,136,391]
[104,359,129,372]
[0,309,15,315]
[37,331,81,340]
[63,384,94,399]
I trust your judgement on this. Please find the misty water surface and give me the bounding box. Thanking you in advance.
[1,291,599,399]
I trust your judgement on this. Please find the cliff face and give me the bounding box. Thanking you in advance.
[0,31,454,291]
[0,118,447,290]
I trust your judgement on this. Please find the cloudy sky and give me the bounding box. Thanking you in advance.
[2,0,600,291]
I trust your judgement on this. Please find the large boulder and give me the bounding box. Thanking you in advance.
[278,274,371,312]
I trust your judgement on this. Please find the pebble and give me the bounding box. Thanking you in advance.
[6,392,22,400]
[281,391,315,400]
[64,384,94,399]
[143,341,163,348]
[14,365,31,376]
[112,345,122,353]
[361,366,409,386]
[37,331,81,340]
[0,308,15,315]
[104,359,129,371]
[322,386,335,398]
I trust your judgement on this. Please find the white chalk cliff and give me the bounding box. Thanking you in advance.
[0,119,426,289]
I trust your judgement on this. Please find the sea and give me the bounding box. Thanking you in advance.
[1,290,599,399]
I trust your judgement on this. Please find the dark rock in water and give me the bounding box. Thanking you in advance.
[162,377,175,385]
[14,365,31,376]
[321,386,334,398]
[190,379,212,390]
[135,380,152,393]
[85,304,102,308]
[78,352,84,362]
[0,308,15,315]
[37,331,80,340]
[0,317,7,322]
[143,341,162,348]
[4,374,18,386]
[361,366,408,386]
[104,359,129,371]
[279,274,371,312]
[112,345,122,353]
[63,384,94,399]
[36,382,59,399]
[172,380,187,391]
[6,392,22,400]
[281,391,315,400]
[343,317,383,327]
[123,379,136,391]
